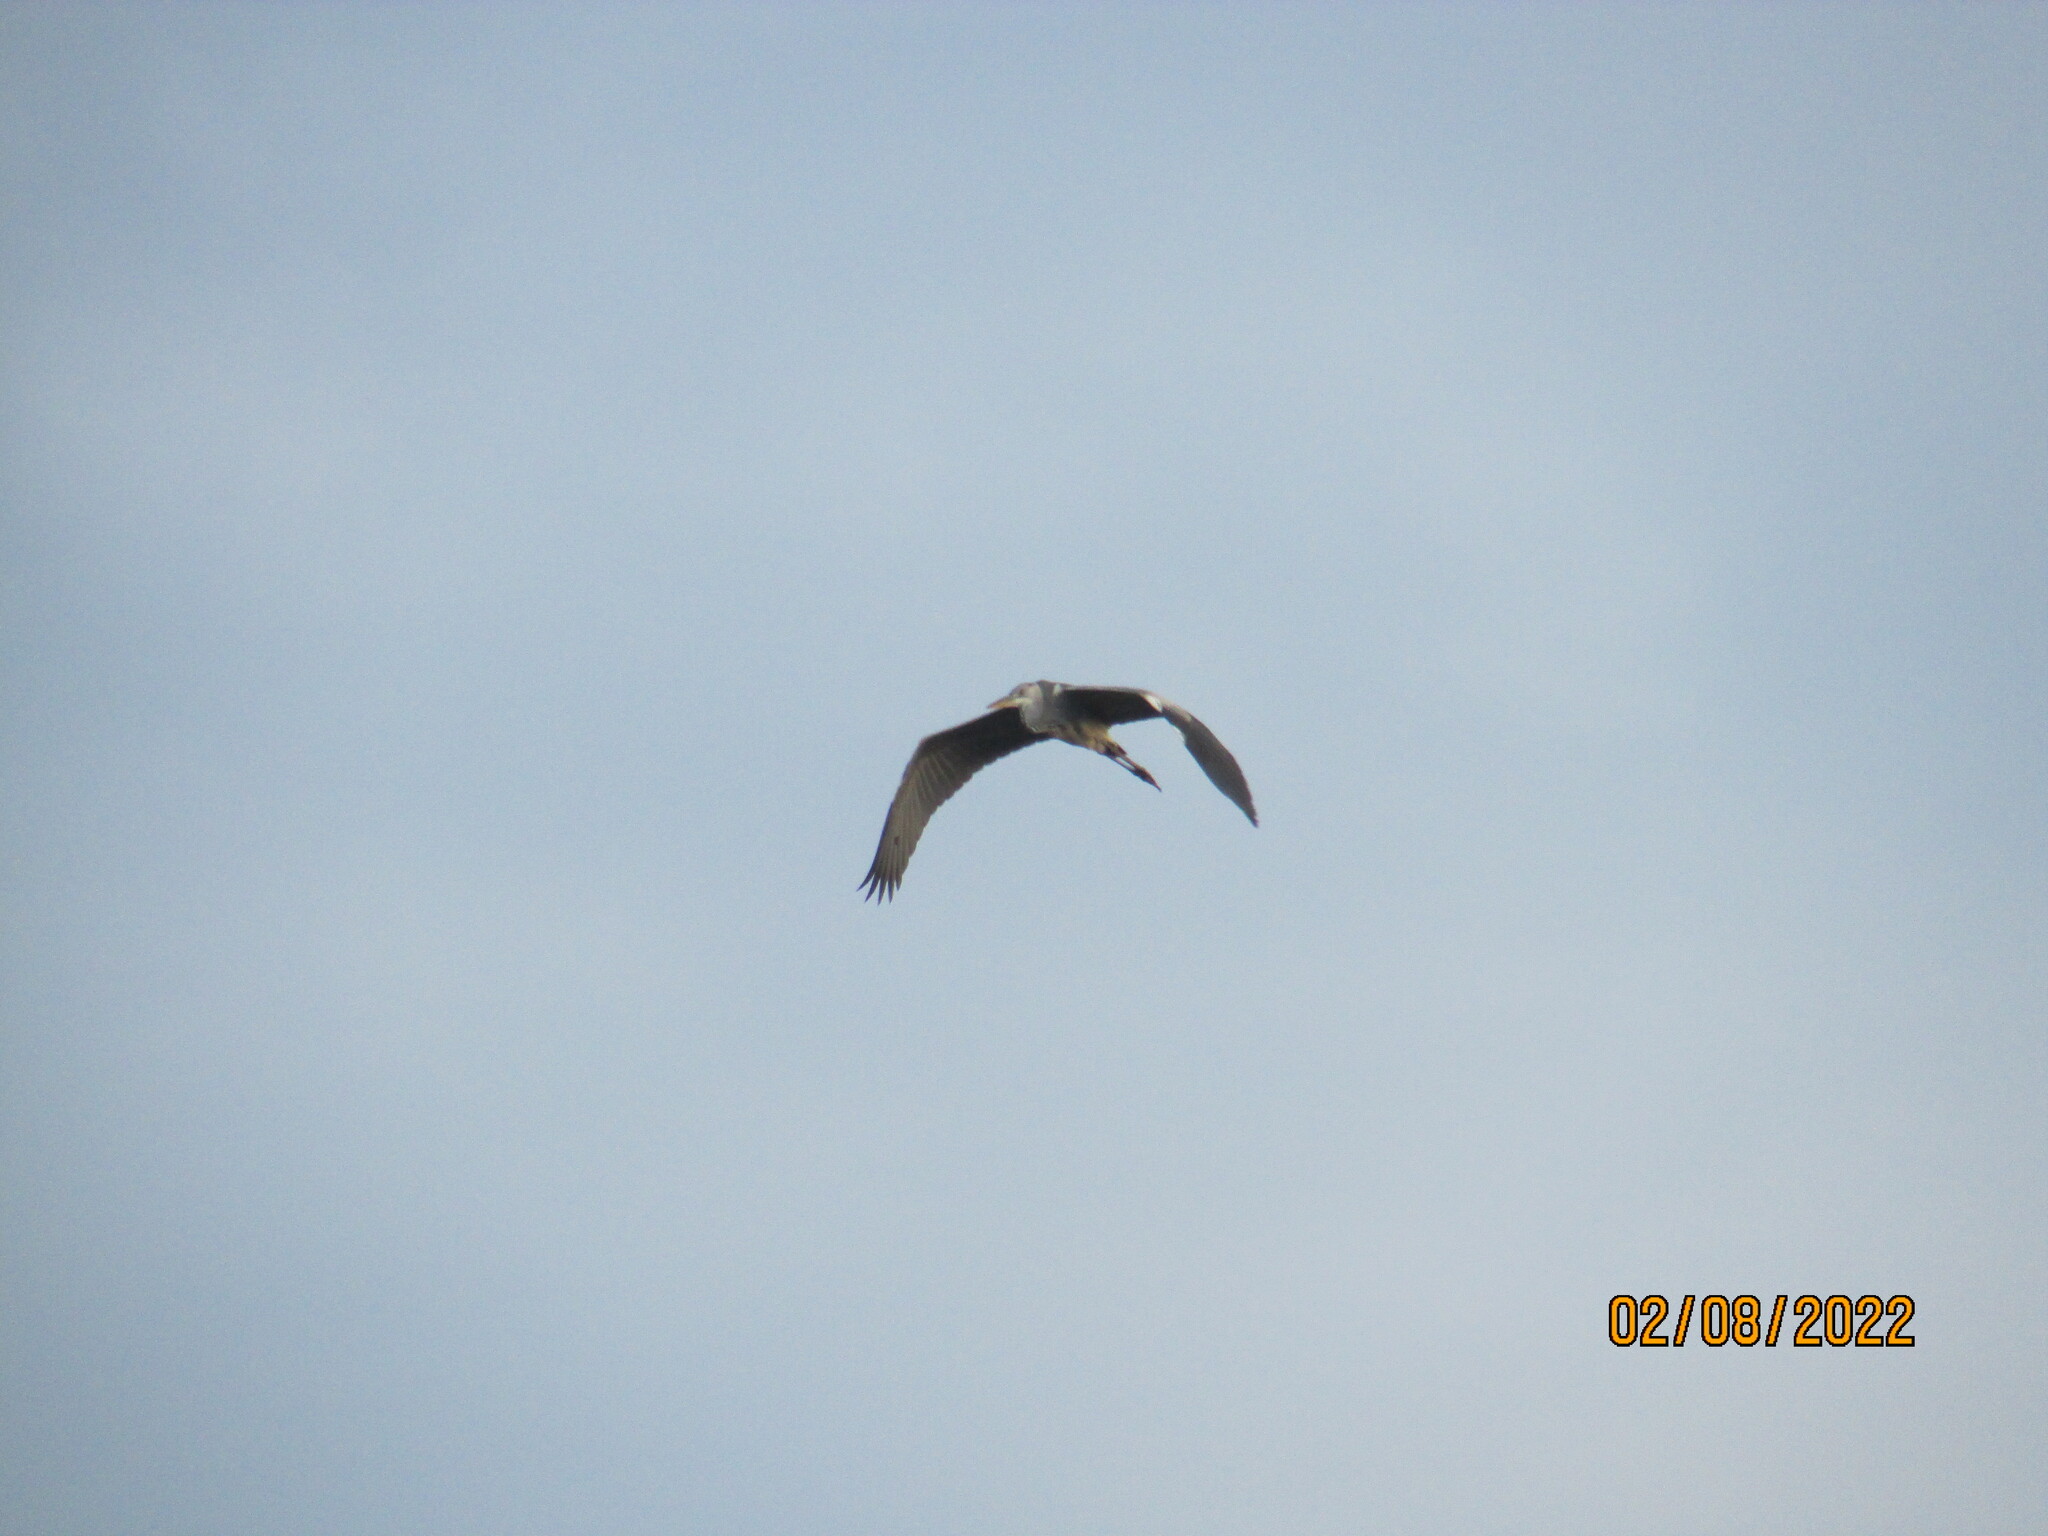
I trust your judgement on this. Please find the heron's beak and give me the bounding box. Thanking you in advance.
[990,688,1027,710]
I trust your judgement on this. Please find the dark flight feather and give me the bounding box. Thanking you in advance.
[859,707,1037,900]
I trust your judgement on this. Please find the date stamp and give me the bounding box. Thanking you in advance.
[1609,1294,1915,1347]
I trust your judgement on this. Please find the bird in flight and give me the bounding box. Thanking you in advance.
[860,680,1257,901]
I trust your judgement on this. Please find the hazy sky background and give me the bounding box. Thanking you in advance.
[3,6,2044,1532]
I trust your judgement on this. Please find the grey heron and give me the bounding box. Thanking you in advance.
[860,680,1257,900]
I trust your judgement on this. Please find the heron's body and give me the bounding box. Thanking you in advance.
[859,680,1256,901]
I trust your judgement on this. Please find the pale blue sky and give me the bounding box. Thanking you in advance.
[4,6,2045,1533]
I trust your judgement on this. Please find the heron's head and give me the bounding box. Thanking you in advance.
[990,681,1045,711]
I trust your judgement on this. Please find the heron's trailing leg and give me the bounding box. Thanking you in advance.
[1098,739,1161,791]
[1060,719,1161,791]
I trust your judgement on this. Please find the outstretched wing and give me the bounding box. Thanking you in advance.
[860,707,1038,900]
[1157,699,1258,824]
[1056,685,1164,726]
[1061,686,1259,826]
